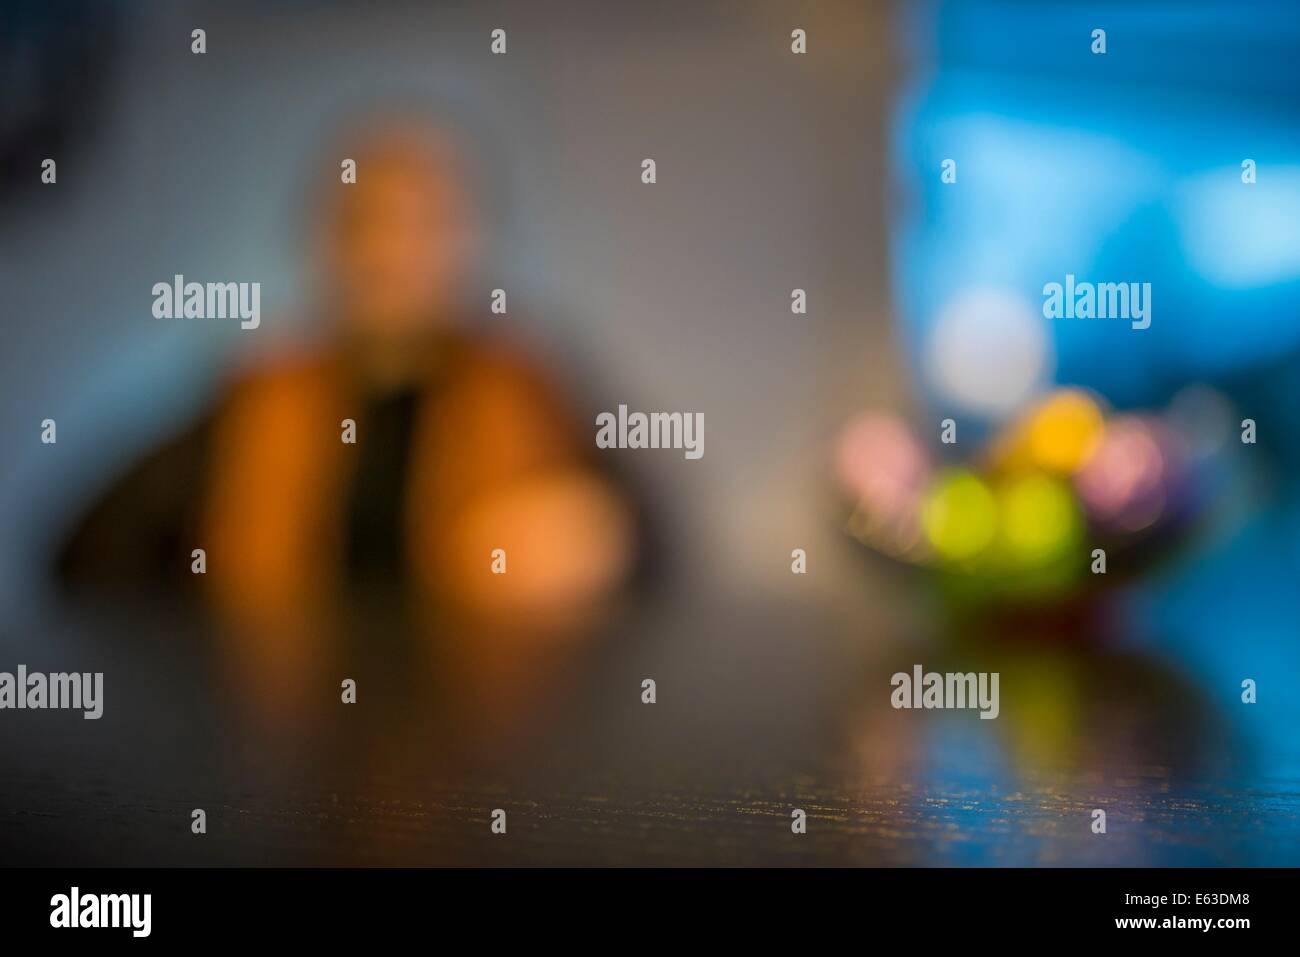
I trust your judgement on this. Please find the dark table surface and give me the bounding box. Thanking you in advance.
[4,581,1299,867]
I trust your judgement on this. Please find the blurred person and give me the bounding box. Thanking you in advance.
[56,114,635,726]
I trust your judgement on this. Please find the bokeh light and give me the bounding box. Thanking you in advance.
[837,412,932,560]
[996,473,1082,565]
[923,287,1052,420]
[922,470,998,561]
[1073,416,1174,533]
[1166,383,1234,461]
[1024,390,1105,474]
[986,388,1105,476]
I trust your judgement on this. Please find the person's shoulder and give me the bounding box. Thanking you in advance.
[445,325,560,392]
[435,326,584,437]
[218,336,342,404]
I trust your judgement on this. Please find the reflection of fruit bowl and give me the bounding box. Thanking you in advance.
[835,386,1233,609]
[847,642,1227,789]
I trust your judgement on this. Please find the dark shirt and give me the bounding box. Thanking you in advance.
[341,387,421,585]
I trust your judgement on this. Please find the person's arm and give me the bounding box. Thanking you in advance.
[56,419,213,598]
[410,345,635,629]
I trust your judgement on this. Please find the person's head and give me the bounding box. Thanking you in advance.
[314,114,482,340]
